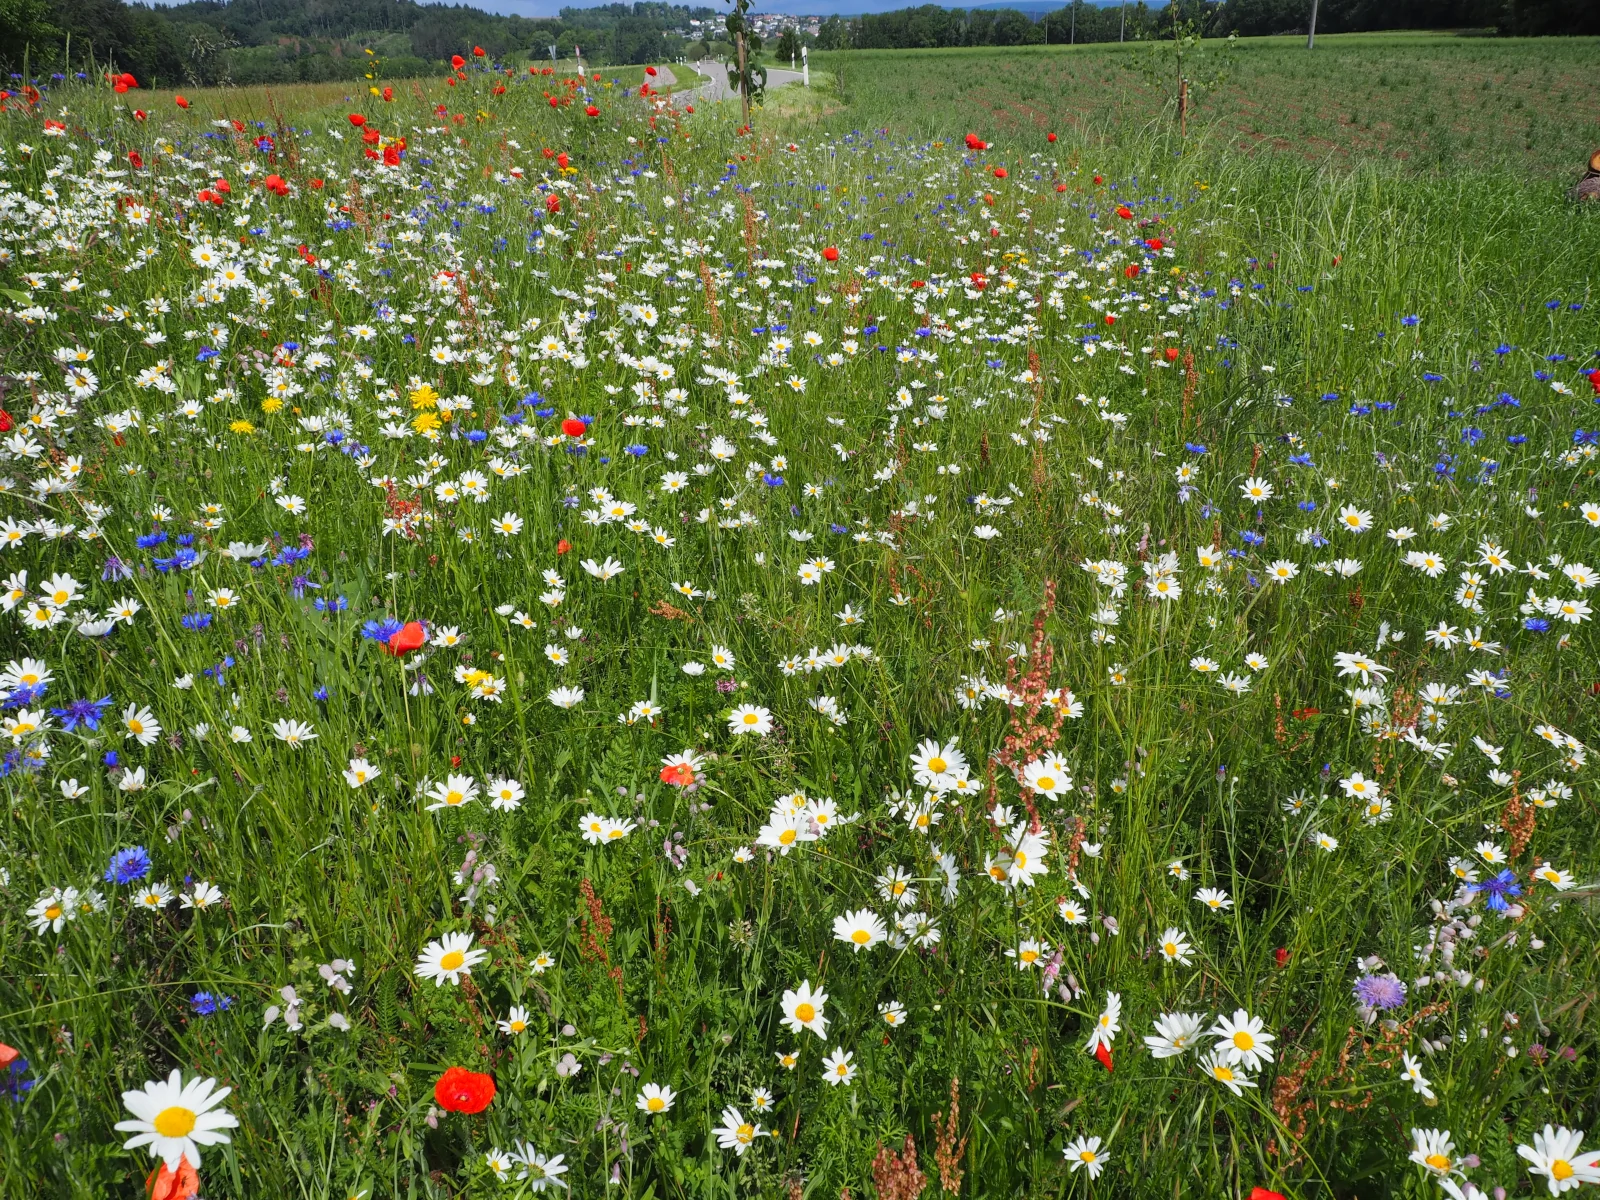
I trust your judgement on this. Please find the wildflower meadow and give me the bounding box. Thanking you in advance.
[0,39,1598,1200]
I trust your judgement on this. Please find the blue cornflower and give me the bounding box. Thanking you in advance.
[1297,500,1317,512]
[762,473,785,487]
[1184,442,1207,454]
[136,531,168,550]
[105,846,151,885]
[1524,617,1551,633]
[1461,427,1485,445]
[314,595,349,613]
[1401,314,1420,326]
[1466,869,1522,912]
[52,696,113,731]
[180,613,212,631]
[624,444,648,457]
[189,992,234,1016]
[313,686,330,702]
[1,1057,34,1103]
[464,429,487,443]
[360,617,404,643]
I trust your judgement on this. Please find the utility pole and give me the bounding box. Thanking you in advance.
[1070,0,1076,44]
[1306,0,1319,47]
[1120,1,1126,42]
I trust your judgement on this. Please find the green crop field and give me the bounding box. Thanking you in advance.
[0,32,1598,1200]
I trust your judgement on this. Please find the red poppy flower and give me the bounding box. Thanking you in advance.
[383,87,394,102]
[685,104,694,114]
[909,279,925,289]
[133,109,146,121]
[660,763,695,787]
[992,166,1006,179]
[561,417,587,437]
[0,1043,17,1067]
[309,178,324,190]
[385,621,427,656]
[822,246,839,262]
[175,95,189,109]
[128,151,143,169]
[556,539,572,555]
[545,194,560,213]
[585,104,600,117]
[1124,263,1140,279]
[1589,368,1600,396]
[1093,1042,1113,1072]
[1164,347,1180,362]
[1115,205,1133,219]
[645,65,657,76]
[230,119,245,132]
[1250,1189,1287,1200]
[472,45,485,56]
[1092,173,1103,184]
[147,1155,199,1200]
[348,113,365,127]
[434,1067,496,1114]
[264,173,288,196]
[1047,131,1056,142]
[214,179,230,194]
[556,152,569,169]
[451,54,466,69]
[1147,237,1163,250]
[1273,948,1291,968]
[1055,183,1067,192]
[1104,314,1117,325]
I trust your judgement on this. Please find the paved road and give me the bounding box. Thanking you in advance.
[657,60,805,106]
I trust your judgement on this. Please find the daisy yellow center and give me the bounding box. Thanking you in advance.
[129,720,144,734]
[1232,1030,1255,1051]
[647,1097,665,1112]
[446,792,464,805]
[891,881,905,894]
[1164,943,1178,955]
[1214,1065,1235,1082]
[795,1002,816,1023]
[153,1105,197,1138]
[1425,1154,1451,1171]
[1020,949,1038,963]
[1079,1151,1096,1163]
[45,904,62,920]
[1015,851,1029,870]
[439,950,466,971]
[1036,776,1055,791]
[835,1064,849,1075]
[927,756,947,773]
[851,929,871,945]
[778,829,797,845]
[510,1021,525,1033]
[743,713,758,725]
[737,1124,754,1143]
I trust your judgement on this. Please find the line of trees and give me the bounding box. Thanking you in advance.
[0,0,718,85]
[812,0,1596,49]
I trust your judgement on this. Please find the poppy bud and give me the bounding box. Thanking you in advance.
[1047,132,1057,142]
[1093,174,1103,184]
[1274,947,1291,967]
